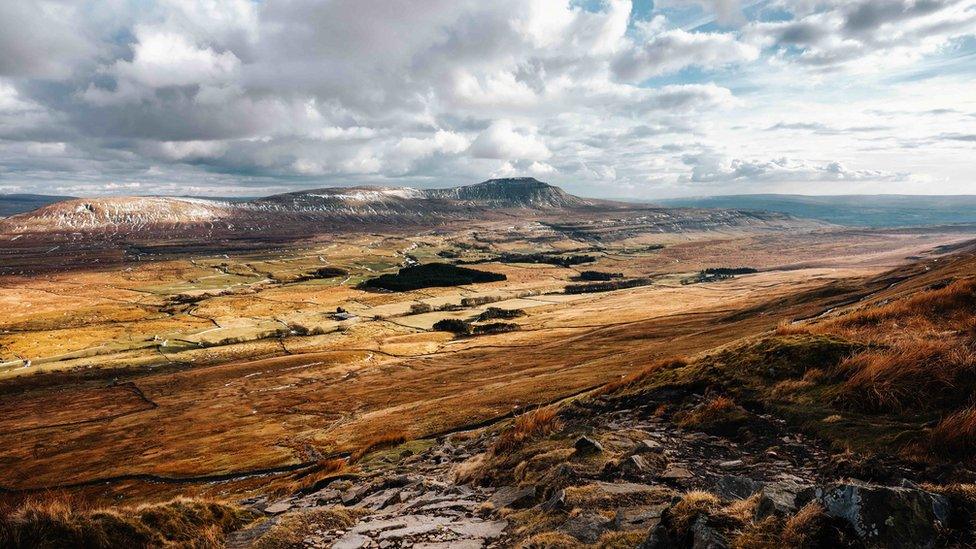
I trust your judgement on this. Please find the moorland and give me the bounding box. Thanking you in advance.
[3,178,976,547]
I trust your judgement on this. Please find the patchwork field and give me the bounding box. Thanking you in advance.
[1,219,973,509]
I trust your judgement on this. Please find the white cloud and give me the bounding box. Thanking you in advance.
[683,153,908,184]
[613,29,759,81]
[0,0,973,197]
[470,120,552,161]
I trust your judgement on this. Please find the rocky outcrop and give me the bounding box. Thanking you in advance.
[796,481,950,549]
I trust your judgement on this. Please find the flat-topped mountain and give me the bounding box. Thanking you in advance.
[0,178,819,244]
[1,178,597,234]
[423,177,592,208]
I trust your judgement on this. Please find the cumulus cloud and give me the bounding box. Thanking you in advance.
[0,0,972,197]
[470,120,551,161]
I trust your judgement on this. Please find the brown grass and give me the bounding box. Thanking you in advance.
[349,431,408,463]
[774,320,812,336]
[595,357,688,396]
[829,278,976,335]
[675,396,748,433]
[780,501,827,546]
[669,490,720,533]
[0,492,255,548]
[834,340,976,412]
[269,458,348,497]
[494,407,563,455]
[929,407,976,459]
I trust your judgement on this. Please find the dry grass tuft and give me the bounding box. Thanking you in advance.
[834,340,976,412]
[494,407,563,455]
[595,357,688,396]
[519,531,581,548]
[669,490,720,533]
[779,501,827,546]
[929,407,976,459]
[349,431,408,463]
[775,320,812,336]
[0,493,256,548]
[675,396,749,435]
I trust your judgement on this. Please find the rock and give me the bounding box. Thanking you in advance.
[633,439,663,453]
[418,499,479,512]
[447,519,508,539]
[796,481,950,549]
[755,480,807,520]
[590,481,666,496]
[717,459,743,469]
[413,541,483,549]
[487,485,537,510]
[355,489,400,510]
[660,465,694,480]
[713,476,764,501]
[341,485,371,505]
[540,489,567,512]
[331,533,370,549]
[690,516,730,549]
[560,511,615,544]
[313,489,342,504]
[574,436,604,456]
[619,455,651,478]
[263,500,293,514]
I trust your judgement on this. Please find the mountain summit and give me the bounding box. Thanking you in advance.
[424,178,591,209]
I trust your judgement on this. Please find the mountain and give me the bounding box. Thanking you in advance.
[0,196,237,234]
[0,178,817,242]
[0,193,74,218]
[423,177,592,208]
[0,178,603,236]
[658,194,976,228]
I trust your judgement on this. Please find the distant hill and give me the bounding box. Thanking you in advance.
[657,195,976,228]
[0,179,822,242]
[0,194,74,217]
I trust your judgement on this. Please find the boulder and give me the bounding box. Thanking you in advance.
[559,511,615,544]
[487,485,536,510]
[619,455,651,478]
[796,481,950,549]
[754,480,808,520]
[690,515,730,549]
[633,439,664,453]
[540,489,567,512]
[713,475,764,502]
[574,436,604,456]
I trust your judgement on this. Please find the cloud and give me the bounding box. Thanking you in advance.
[470,120,551,161]
[612,29,758,82]
[683,153,909,183]
[747,0,976,72]
[0,2,97,78]
[0,0,972,197]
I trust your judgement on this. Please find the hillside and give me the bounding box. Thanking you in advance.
[659,194,976,227]
[0,179,819,244]
[236,241,976,548]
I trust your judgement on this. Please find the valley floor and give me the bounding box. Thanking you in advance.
[1,220,975,548]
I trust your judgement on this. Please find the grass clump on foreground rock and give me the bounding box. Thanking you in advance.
[0,494,256,548]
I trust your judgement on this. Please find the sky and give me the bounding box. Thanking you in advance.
[0,0,974,199]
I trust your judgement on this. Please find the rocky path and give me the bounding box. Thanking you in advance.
[229,396,940,548]
[228,435,511,548]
